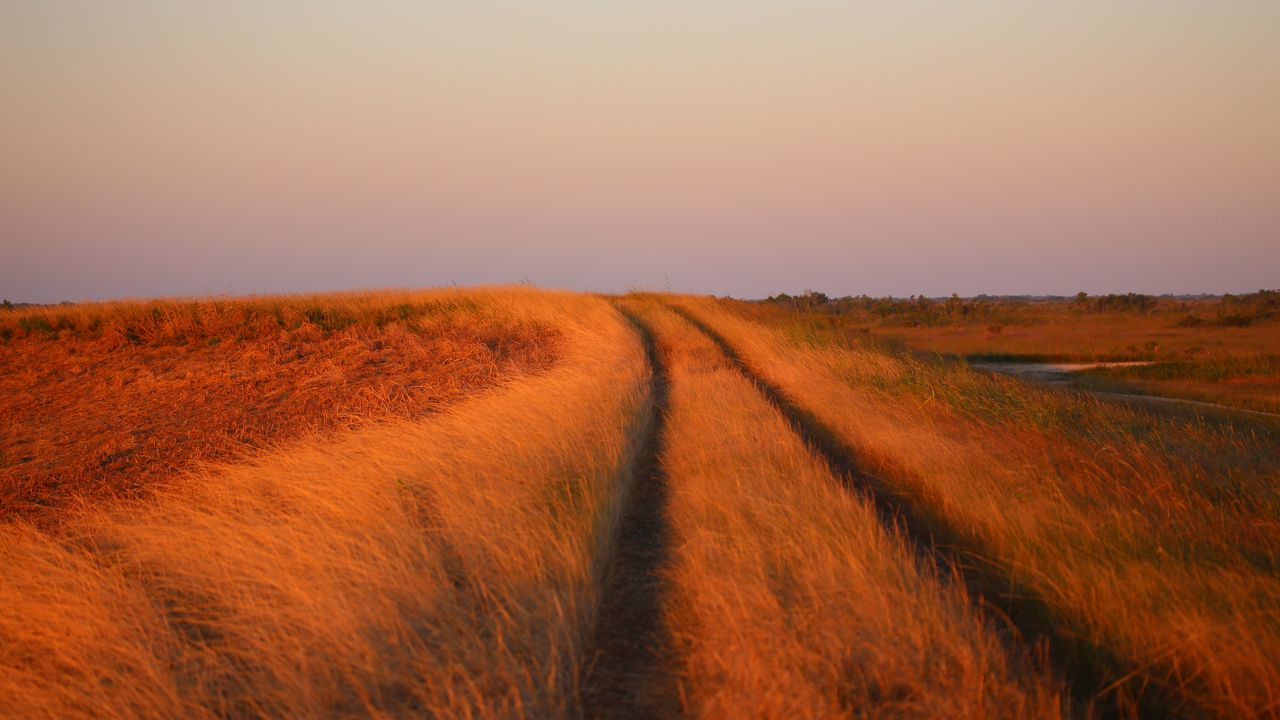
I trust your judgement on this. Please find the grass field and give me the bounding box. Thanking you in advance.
[742,291,1280,414]
[1,287,1277,718]
[0,292,560,523]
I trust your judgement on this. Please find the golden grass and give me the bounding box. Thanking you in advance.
[675,295,1280,717]
[1075,358,1280,415]
[0,288,652,718]
[742,295,1280,363]
[737,298,1280,413]
[0,291,560,521]
[5,286,1276,717]
[1129,375,1280,414]
[878,315,1280,414]
[621,298,1062,719]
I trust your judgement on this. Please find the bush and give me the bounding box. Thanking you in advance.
[1216,314,1254,328]
[18,316,55,335]
[1091,293,1157,313]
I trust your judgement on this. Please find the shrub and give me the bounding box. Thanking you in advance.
[1091,293,1157,313]
[1216,314,1254,328]
[18,315,55,335]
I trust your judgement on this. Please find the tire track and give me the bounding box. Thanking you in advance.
[667,303,1168,719]
[580,306,677,719]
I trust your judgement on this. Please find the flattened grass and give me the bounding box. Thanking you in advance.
[0,289,652,718]
[0,290,561,521]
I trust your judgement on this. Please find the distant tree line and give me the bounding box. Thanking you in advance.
[763,291,1013,327]
[761,289,1279,328]
[1074,292,1157,313]
[1207,289,1279,327]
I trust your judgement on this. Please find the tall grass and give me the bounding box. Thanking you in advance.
[733,296,1280,415]
[734,297,1280,364]
[1076,356,1280,414]
[622,298,1061,718]
[0,289,651,718]
[0,291,500,345]
[674,295,1280,718]
[8,287,1274,717]
[0,289,560,521]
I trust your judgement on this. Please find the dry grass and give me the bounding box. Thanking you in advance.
[4,286,1275,717]
[869,314,1279,364]
[1075,356,1280,415]
[676,295,1280,717]
[739,298,1280,414]
[748,293,1280,363]
[0,292,561,522]
[0,288,652,718]
[621,298,1062,719]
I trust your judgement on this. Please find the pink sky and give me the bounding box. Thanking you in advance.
[2,2,1277,302]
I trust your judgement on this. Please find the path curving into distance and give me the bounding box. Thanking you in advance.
[580,306,678,719]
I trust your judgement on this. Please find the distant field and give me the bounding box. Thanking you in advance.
[741,290,1280,414]
[1075,356,1280,416]
[2,288,1278,718]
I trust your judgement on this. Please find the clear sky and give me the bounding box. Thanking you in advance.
[2,1,1277,302]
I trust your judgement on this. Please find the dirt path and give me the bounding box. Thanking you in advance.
[580,307,677,719]
[668,305,1164,718]
[974,362,1280,421]
[1096,391,1280,420]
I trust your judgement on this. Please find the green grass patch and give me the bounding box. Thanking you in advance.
[1085,356,1280,382]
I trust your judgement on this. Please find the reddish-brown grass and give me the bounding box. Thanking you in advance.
[4,287,1276,718]
[0,293,560,521]
[0,288,651,718]
[745,292,1280,363]
[867,314,1279,363]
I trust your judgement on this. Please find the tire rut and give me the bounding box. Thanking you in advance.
[580,306,678,719]
[667,303,1170,719]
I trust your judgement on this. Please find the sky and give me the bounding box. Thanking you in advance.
[2,1,1278,303]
